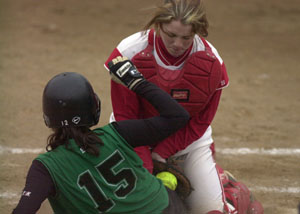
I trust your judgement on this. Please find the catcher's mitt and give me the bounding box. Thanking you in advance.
[153,159,193,200]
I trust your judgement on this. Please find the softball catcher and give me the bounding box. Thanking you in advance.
[105,0,263,213]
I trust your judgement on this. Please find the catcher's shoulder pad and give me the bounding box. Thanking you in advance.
[153,159,193,200]
[184,50,223,94]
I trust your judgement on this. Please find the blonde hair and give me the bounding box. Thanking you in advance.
[144,0,209,37]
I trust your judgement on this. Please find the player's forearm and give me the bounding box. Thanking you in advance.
[135,81,189,125]
[112,81,189,147]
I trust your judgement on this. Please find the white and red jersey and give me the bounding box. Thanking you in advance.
[105,29,229,171]
[105,30,228,84]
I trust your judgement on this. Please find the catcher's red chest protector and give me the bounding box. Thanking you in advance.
[132,39,222,117]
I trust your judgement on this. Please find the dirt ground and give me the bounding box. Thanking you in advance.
[0,0,299,213]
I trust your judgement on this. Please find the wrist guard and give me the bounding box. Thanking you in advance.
[108,56,145,91]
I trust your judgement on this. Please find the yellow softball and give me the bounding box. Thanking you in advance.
[156,171,178,191]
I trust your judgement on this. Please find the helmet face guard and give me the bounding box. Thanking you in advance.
[43,72,101,128]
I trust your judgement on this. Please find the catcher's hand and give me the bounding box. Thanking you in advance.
[107,56,145,91]
[153,159,193,200]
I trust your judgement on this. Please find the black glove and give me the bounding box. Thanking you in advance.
[108,56,145,91]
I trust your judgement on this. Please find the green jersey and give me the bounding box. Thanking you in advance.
[36,124,168,214]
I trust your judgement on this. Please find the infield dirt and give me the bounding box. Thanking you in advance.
[0,0,299,213]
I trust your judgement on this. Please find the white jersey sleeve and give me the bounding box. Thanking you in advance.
[117,31,150,60]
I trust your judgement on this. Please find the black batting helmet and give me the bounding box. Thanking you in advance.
[42,72,101,128]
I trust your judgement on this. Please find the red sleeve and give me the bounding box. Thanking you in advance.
[111,78,141,120]
[152,89,222,158]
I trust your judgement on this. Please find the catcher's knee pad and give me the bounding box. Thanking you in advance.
[247,200,264,214]
[216,164,264,214]
[224,181,251,214]
[221,172,264,214]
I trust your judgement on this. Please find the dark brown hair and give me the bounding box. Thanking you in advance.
[46,127,104,156]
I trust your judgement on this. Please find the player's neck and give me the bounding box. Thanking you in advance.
[155,35,192,66]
